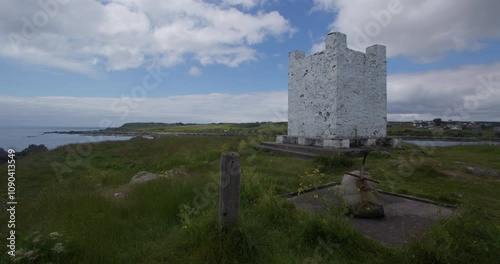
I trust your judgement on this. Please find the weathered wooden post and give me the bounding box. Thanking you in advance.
[219,152,241,226]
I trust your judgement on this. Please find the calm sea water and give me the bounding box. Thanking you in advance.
[0,126,133,151]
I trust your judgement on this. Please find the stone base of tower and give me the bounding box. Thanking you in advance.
[276,135,401,149]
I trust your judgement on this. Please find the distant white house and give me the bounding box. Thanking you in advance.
[493,127,500,132]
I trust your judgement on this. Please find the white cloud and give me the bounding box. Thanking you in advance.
[311,0,337,12]
[310,41,325,54]
[0,91,288,127]
[388,63,500,121]
[2,62,499,126]
[312,0,500,62]
[188,66,202,76]
[0,0,295,74]
[221,0,266,9]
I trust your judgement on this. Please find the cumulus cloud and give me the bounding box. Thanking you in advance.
[312,0,500,62]
[388,63,500,121]
[0,91,288,127]
[0,0,295,74]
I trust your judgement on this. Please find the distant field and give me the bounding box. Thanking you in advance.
[108,122,288,136]
[1,134,499,263]
[107,121,500,139]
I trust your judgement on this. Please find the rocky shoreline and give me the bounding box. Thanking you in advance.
[0,144,48,163]
[43,130,240,138]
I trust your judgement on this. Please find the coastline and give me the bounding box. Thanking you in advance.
[0,126,132,151]
[43,130,238,138]
[44,130,500,142]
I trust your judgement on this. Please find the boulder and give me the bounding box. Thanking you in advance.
[130,171,158,184]
[113,192,126,199]
[337,170,384,218]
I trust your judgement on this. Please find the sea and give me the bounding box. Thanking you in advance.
[0,126,133,151]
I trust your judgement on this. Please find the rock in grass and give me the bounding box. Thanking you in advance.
[130,171,158,184]
[113,192,126,199]
[338,171,384,218]
[464,166,499,177]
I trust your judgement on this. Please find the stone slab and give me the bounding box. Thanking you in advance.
[259,142,364,159]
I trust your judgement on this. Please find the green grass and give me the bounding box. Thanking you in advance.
[1,136,499,263]
[108,122,288,136]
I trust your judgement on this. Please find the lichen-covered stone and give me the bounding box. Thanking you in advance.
[130,171,158,184]
[337,170,384,218]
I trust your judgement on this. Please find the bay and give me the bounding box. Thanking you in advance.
[0,126,133,151]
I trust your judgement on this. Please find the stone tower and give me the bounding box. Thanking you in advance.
[284,32,387,147]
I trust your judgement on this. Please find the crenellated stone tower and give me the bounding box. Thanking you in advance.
[279,32,389,148]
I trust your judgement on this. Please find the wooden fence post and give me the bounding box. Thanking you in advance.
[219,152,241,226]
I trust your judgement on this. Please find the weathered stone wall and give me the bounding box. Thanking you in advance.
[288,32,387,139]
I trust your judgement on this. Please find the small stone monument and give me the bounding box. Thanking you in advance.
[334,152,384,218]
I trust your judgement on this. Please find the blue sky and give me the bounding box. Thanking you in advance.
[1,0,499,127]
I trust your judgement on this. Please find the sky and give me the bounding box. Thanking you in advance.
[1,0,499,127]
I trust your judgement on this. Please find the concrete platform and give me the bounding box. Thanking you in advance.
[286,186,455,248]
[259,142,364,159]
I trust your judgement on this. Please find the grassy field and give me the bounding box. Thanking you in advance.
[107,121,500,139]
[1,135,499,263]
[107,122,288,136]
